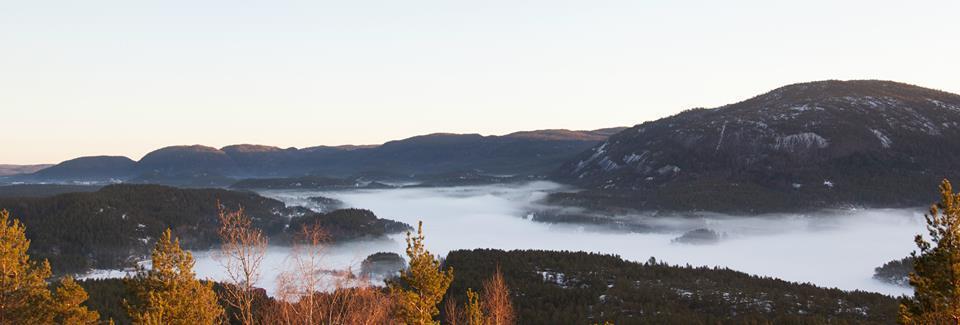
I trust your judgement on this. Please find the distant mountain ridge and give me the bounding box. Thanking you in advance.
[17,128,624,185]
[555,80,960,213]
[0,164,53,176]
[30,156,136,181]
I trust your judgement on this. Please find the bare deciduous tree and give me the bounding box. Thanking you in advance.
[269,223,393,325]
[444,297,463,325]
[481,266,515,325]
[217,204,268,325]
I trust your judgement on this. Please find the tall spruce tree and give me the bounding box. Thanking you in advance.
[900,180,960,323]
[125,229,223,325]
[0,210,100,324]
[390,221,454,324]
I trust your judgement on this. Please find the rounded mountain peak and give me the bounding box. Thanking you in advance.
[730,79,960,112]
[558,80,960,212]
[221,144,284,153]
[138,145,234,172]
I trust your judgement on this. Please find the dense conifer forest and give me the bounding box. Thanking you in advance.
[0,184,407,274]
[443,249,898,324]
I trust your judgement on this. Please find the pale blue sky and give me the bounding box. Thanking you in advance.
[2,0,958,164]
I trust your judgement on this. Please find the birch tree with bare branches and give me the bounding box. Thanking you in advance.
[217,205,268,325]
[481,266,514,325]
[270,223,393,325]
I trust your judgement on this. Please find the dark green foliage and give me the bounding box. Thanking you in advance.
[211,283,272,325]
[79,279,273,325]
[0,184,410,275]
[307,196,345,213]
[443,249,898,324]
[77,279,131,324]
[0,184,102,198]
[898,180,960,322]
[361,252,405,278]
[0,184,296,274]
[287,209,411,242]
[874,256,913,286]
[671,228,722,245]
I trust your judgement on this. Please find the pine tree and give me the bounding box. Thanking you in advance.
[0,209,99,324]
[465,289,484,325]
[125,228,224,325]
[900,180,960,324]
[390,221,454,325]
[52,277,102,324]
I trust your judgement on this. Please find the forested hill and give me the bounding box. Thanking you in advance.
[444,249,898,324]
[555,80,960,213]
[0,184,294,274]
[15,128,624,185]
[0,184,408,274]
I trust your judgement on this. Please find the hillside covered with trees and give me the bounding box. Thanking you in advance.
[444,249,897,324]
[0,184,407,274]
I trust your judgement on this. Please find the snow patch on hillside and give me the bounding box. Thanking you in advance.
[598,157,620,172]
[870,129,892,148]
[789,104,825,112]
[623,152,648,165]
[774,133,829,151]
[928,99,960,112]
[574,142,609,174]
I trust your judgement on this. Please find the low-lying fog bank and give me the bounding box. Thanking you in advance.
[193,238,402,294]
[79,181,918,296]
[238,181,920,297]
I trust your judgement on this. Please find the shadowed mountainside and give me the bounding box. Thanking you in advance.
[16,128,624,186]
[554,80,960,213]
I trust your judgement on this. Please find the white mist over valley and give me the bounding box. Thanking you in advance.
[184,181,920,296]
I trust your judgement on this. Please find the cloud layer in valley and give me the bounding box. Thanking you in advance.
[191,181,922,296]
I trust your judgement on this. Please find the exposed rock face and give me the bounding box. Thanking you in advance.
[556,80,960,212]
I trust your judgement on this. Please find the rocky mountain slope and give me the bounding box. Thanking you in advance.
[555,80,960,213]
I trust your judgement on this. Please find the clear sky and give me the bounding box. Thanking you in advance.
[2,0,958,164]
